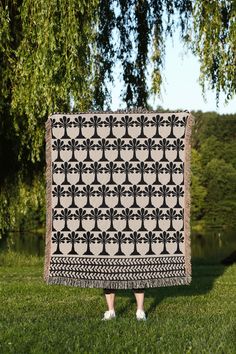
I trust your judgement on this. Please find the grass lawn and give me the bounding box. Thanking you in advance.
[0,251,235,354]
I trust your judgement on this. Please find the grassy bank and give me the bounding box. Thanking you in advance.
[0,251,235,354]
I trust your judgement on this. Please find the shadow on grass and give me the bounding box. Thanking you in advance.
[114,259,230,317]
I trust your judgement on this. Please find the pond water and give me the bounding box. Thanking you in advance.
[0,228,235,264]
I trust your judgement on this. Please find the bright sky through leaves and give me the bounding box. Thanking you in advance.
[111,28,236,114]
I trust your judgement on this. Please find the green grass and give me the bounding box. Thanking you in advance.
[0,251,235,354]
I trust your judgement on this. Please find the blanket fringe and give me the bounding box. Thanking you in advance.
[48,107,190,118]
[46,275,192,289]
[184,112,195,284]
[43,118,53,282]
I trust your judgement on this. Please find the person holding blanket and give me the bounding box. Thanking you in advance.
[102,288,146,321]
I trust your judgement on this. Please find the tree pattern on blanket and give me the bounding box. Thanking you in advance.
[48,113,191,283]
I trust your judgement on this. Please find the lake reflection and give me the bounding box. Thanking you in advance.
[191,228,236,264]
[0,231,45,257]
[0,228,235,264]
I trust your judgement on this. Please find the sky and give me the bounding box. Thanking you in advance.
[110,30,236,114]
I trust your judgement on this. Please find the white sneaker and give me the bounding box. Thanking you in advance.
[136,309,147,321]
[101,309,116,320]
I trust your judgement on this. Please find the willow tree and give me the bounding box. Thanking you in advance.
[0,0,235,234]
[0,0,99,163]
[191,0,235,102]
[0,0,100,233]
[1,0,235,163]
[93,0,193,109]
[94,0,235,108]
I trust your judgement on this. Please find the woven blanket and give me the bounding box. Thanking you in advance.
[44,109,194,289]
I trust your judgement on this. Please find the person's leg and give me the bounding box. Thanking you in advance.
[133,288,145,311]
[103,288,116,311]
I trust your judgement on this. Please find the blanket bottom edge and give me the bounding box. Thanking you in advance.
[44,275,192,289]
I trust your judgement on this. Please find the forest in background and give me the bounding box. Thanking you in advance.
[0,110,235,237]
[190,111,236,230]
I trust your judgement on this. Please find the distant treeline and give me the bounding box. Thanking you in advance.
[190,111,236,229]
[0,110,235,236]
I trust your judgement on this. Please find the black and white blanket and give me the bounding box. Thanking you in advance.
[44,109,194,289]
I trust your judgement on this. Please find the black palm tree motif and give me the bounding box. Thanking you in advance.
[104,115,118,138]
[88,208,103,231]
[135,115,149,138]
[80,139,96,161]
[172,185,184,208]
[87,162,103,184]
[58,116,73,139]
[103,208,119,231]
[143,185,158,208]
[52,185,66,208]
[111,138,126,161]
[120,115,134,138]
[51,118,58,139]
[74,115,86,139]
[119,208,135,231]
[81,231,96,255]
[112,185,126,208]
[97,231,112,255]
[165,162,179,185]
[66,139,80,161]
[149,162,165,185]
[172,139,184,162]
[96,138,111,161]
[58,208,73,231]
[126,185,143,208]
[58,162,73,185]
[143,231,158,255]
[143,138,157,161]
[67,185,80,208]
[172,231,184,254]
[128,231,142,255]
[166,114,179,138]
[103,162,119,184]
[165,208,178,231]
[179,116,187,139]
[134,162,149,184]
[157,138,172,161]
[52,139,66,162]
[157,185,172,208]
[74,162,88,185]
[157,231,172,254]
[52,162,60,185]
[74,208,88,231]
[136,208,149,231]
[149,208,165,231]
[52,209,59,231]
[177,210,184,231]
[88,115,103,138]
[80,185,96,208]
[178,163,184,185]
[150,115,165,138]
[126,138,142,161]
[113,231,127,256]
[119,162,135,184]
[66,231,80,255]
[52,231,66,254]
[96,185,112,208]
